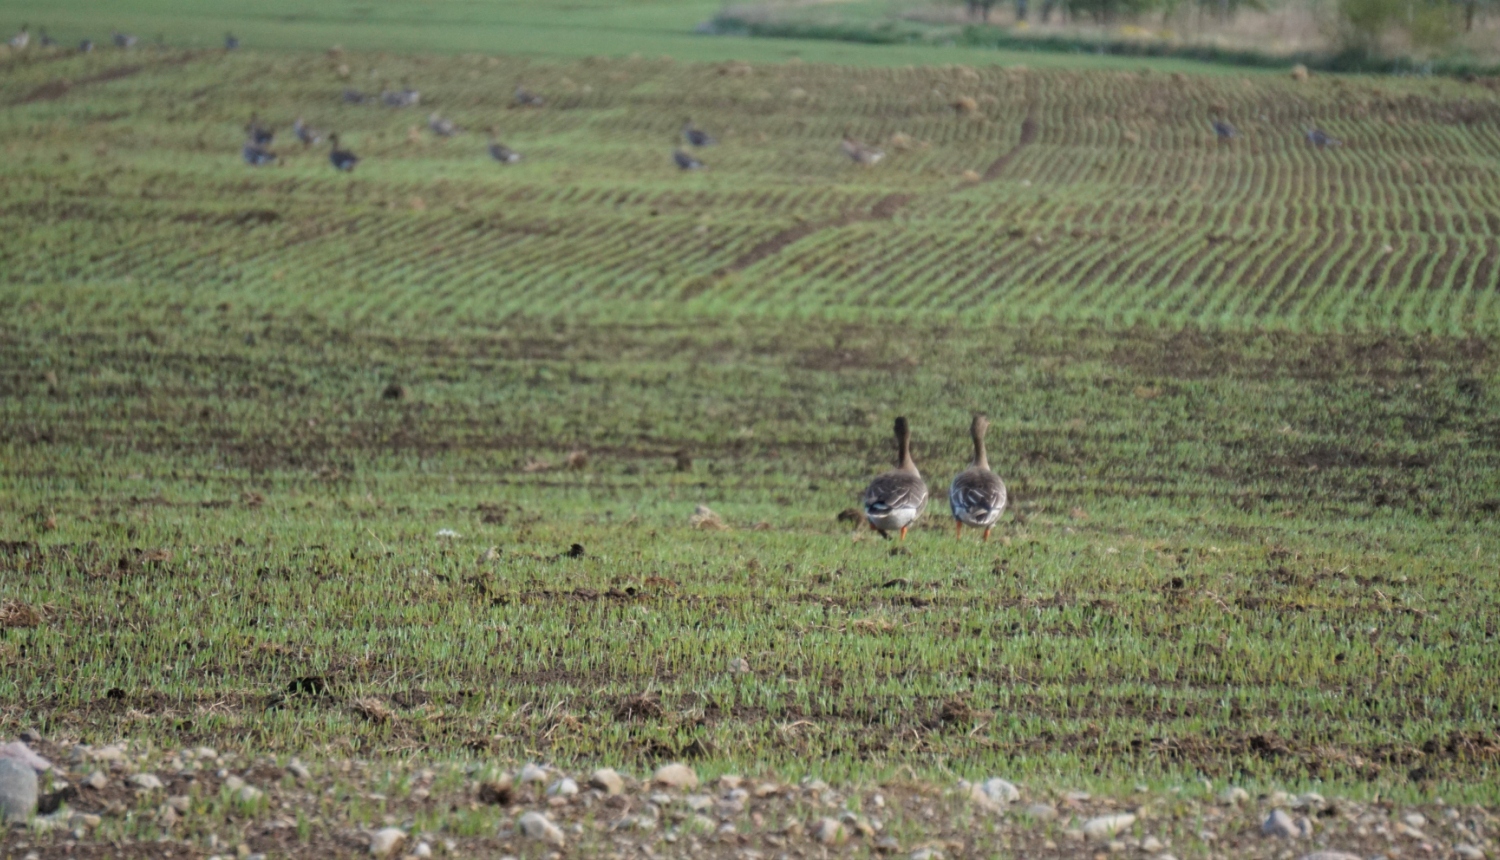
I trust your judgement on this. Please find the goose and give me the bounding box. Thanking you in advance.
[328,133,358,172]
[112,30,136,49]
[841,135,884,166]
[79,39,93,53]
[1305,126,1342,149]
[514,85,544,107]
[861,416,928,540]
[381,81,419,108]
[225,32,239,50]
[293,116,321,146]
[673,148,703,170]
[38,28,55,47]
[682,120,715,147]
[242,141,276,166]
[487,130,521,163]
[1211,119,1237,140]
[428,112,459,137]
[949,415,1007,541]
[245,113,273,146]
[9,24,28,49]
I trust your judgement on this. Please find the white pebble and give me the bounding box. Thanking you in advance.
[1263,809,1302,839]
[653,762,698,789]
[517,810,566,847]
[1082,813,1136,840]
[545,778,578,798]
[368,827,405,858]
[129,772,164,791]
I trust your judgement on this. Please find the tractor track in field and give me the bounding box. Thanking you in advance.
[708,103,1039,285]
[12,53,202,106]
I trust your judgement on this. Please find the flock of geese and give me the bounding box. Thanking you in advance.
[862,416,1007,541]
[238,81,755,173]
[1210,116,1344,149]
[7,22,242,54]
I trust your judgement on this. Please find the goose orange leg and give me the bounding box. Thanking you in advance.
[955,521,962,539]
[899,526,908,541]
[983,528,992,542]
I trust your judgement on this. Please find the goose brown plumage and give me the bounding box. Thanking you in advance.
[949,415,1007,541]
[861,416,928,540]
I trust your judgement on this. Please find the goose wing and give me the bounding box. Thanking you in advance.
[863,470,928,517]
[949,468,1006,522]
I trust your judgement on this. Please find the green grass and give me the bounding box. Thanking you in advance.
[0,44,1498,801]
[0,0,1248,70]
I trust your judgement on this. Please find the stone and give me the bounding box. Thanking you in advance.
[0,742,51,772]
[1402,812,1427,828]
[368,827,406,857]
[1455,845,1486,859]
[1218,787,1250,805]
[812,817,848,845]
[545,778,578,798]
[1024,803,1059,821]
[971,778,1019,807]
[84,771,108,790]
[129,772,164,791]
[224,775,246,792]
[287,759,311,780]
[0,758,39,823]
[909,849,943,860]
[1294,853,1364,860]
[1299,792,1325,808]
[1141,835,1164,852]
[194,747,218,760]
[412,842,433,859]
[236,785,263,804]
[1082,813,1136,840]
[589,768,625,795]
[167,795,191,813]
[653,763,699,790]
[1263,809,1302,839]
[517,810,566,847]
[683,794,714,812]
[728,657,752,674]
[518,763,549,784]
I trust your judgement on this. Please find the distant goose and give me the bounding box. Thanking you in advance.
[38,28,55,47]
[841,135,884,166]
[293,116,321,146]
[673,148,703,170]
[342,88,367,105]
[487,130,520,163]
[381,81,419,108]
[225,32,239,50]
[1211,119,1237,140]
[79,39,93,53]
[682,120,715,147]
[9,24,29,49]
[112,30,136,49]
[428,112,459,137]
[328,133,358,172]
[1305,126,1342,149]
[862,416,928,540]
[245,113,273,146]
[514,85,544,107]
[949,415,1007,541]
[242,142,276,166]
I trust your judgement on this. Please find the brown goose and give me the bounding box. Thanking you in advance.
[949,415,1007,541]
[861,416,928,540]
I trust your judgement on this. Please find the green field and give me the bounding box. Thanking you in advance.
[2,30,1500,828]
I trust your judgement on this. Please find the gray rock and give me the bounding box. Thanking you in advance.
[0,742,51,772]
[1024,803,1059,821]
[973,778,1019,806]
[0,758,39,823]
[1455,845,1486,860]
[1218,786,1250,805]
[1294,853,1364,860]
[545,778,578,798]
[518,763,549,784]
[84,771,108,790]
[1402,812,1426,828]
[1263,809,1302,838]
[517,810,566,846]
[287,759,311,780]
[811,817,847,845]
[130,772,164,791]
[1082,813,1136,840]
